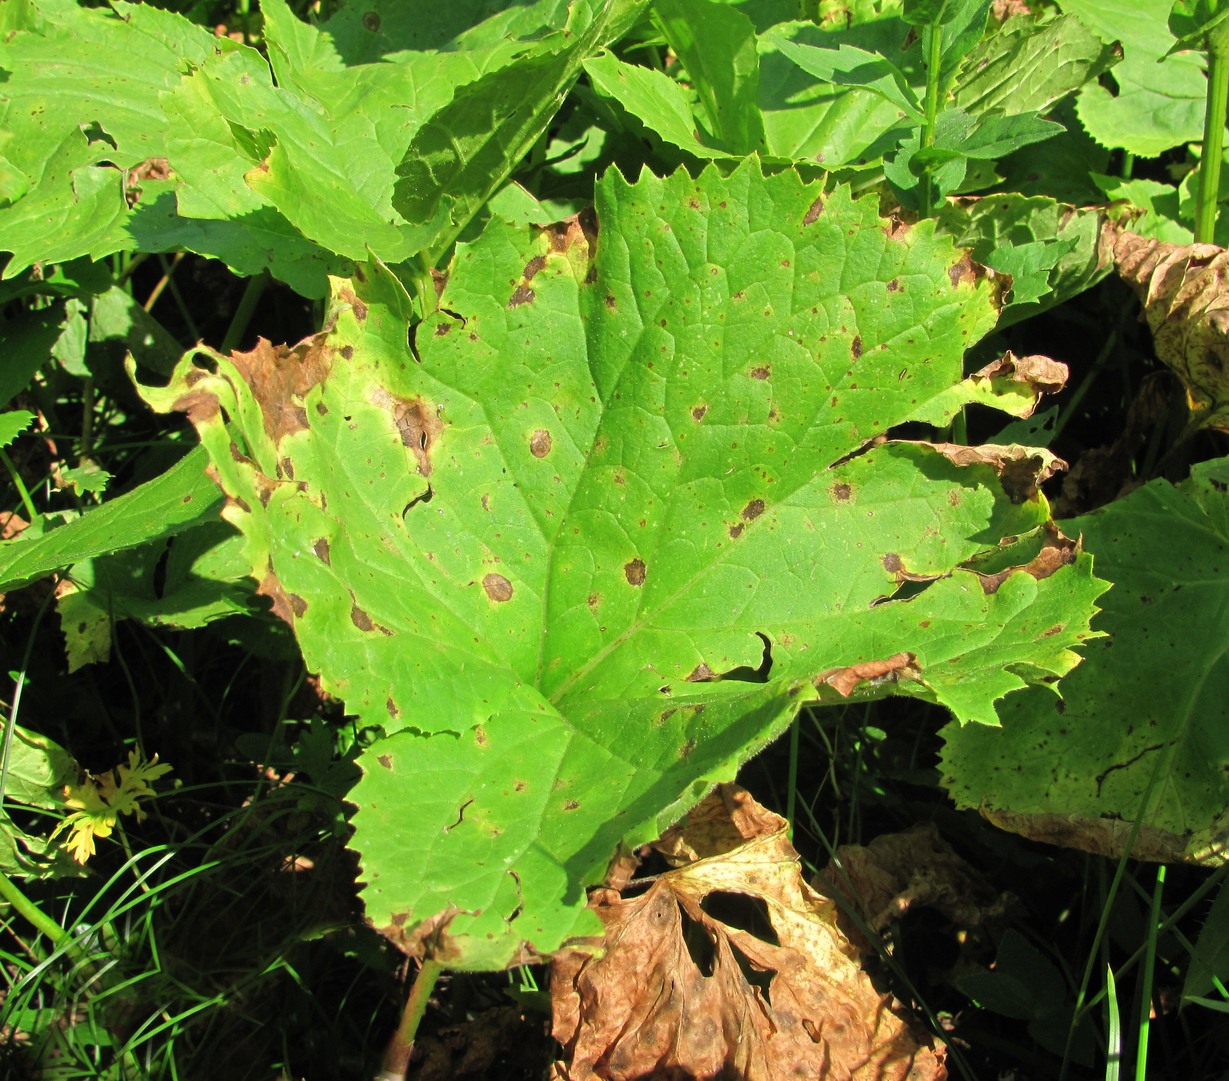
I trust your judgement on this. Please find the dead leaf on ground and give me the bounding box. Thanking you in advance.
[817,823,1012,939]
[551,785,946,1081]
[1113,228,1229,432]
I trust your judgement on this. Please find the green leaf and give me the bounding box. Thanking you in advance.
[941,458,1229,865]
[1091,174,1190,244]
[0,410,34,448]
[954,13,1121,118]
[391,0,648,269]
[0,446,222,592]
[934,194,1113,325]
[583,52,736,160]
[1066,0,1207,157]
[764,34,924,119]
[1169,0,1229,50]
[1183,873,1229,1002]
[757,21,916,166]
[652,0,765,153]
[147,162,1104,968]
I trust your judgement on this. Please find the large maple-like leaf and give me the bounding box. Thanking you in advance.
[551,785,946,1081]
[142,161,1105,969]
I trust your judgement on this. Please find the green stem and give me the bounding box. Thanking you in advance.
[0,445,38,521]
[918,23,944,214]
[1133,864,1165,1081]
[379,956,444,1081]
[219,273,268,355]
[1196,44,1229,243]
[0,870,71,953]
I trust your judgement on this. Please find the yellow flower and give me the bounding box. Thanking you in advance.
[52,752,173,864]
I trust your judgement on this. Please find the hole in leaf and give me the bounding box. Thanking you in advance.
[700,891,779,947]
[679,904,716,978]
[403,484,433,518]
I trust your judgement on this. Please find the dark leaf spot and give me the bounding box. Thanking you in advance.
[803,196,824,225]
[530,429,552,458]
[742,498,766,521]
[352,298,368,321]
[508,284,535,307]
[523,255,547,280]
[750,366,770,380]
[378,754,393,769]
[625,558,646,586]
[312,538,330,564]
[290,594,307,617]
[483,573,514,602]
[434,322,452,337]
[851,335,862,360]
[691,404,708,421]
[729,523,745,539]
[605,294,617,309]
[351,604,373,631]
[831,482,852,502]
[882,552,903,574]
[887,279,901,292]
[686,663,716,682]
[362,11,380,30]
[564,799,580,811]
[341,345,354,359]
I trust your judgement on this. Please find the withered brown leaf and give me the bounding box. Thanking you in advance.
[551,785,946,1081]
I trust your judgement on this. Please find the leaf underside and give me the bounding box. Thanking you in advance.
[144,161,1104,969]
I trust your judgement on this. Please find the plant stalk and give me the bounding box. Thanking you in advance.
[918,22,944,214]
[1196,43,1229,243]
[378,956,443,1081]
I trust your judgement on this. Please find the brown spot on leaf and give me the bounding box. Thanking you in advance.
[564,799,581,811]
[686,663,716,682]
[750,365,770,380]
[977,525,1080,594]
[947,254,977,290]
[385,396,442,477]
[225,336,332,446]
[624,559,646,586]
[434,322,452,337]
[742,498,766,521]
[483,573,514,602]
[509,284,535,307]
[377,753,393,769]
[587,593,600,609]
[728,523,745,539]
[351,604,374,631]
[691,404,708,421]
[523,255,547,280]
[887,278,901,292]
[803,195,824,225]
[851,335,863,360]
[605,294,617,309]
[312,538,330,564]
[831,482,852,502]
[882,552,903,574]
[289,593,307,617]
[530,429,552,458]
[341,345,354,359]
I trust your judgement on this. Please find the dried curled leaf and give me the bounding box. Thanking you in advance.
[551,785,946,1081]
[1113,228,1229,432]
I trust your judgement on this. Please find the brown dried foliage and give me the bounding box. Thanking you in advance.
[551,786,946,1081]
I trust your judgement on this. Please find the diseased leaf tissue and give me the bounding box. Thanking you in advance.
[145,161,1105,970]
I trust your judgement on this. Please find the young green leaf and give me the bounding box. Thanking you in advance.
[1066,0,1206,157]
[652,0,765,153]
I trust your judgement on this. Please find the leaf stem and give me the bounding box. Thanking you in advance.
[0,869,71,953]
[1196,42,1229,243]
[378,956,444,1081]
[918,23,944,214]
[220,273,268,355]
